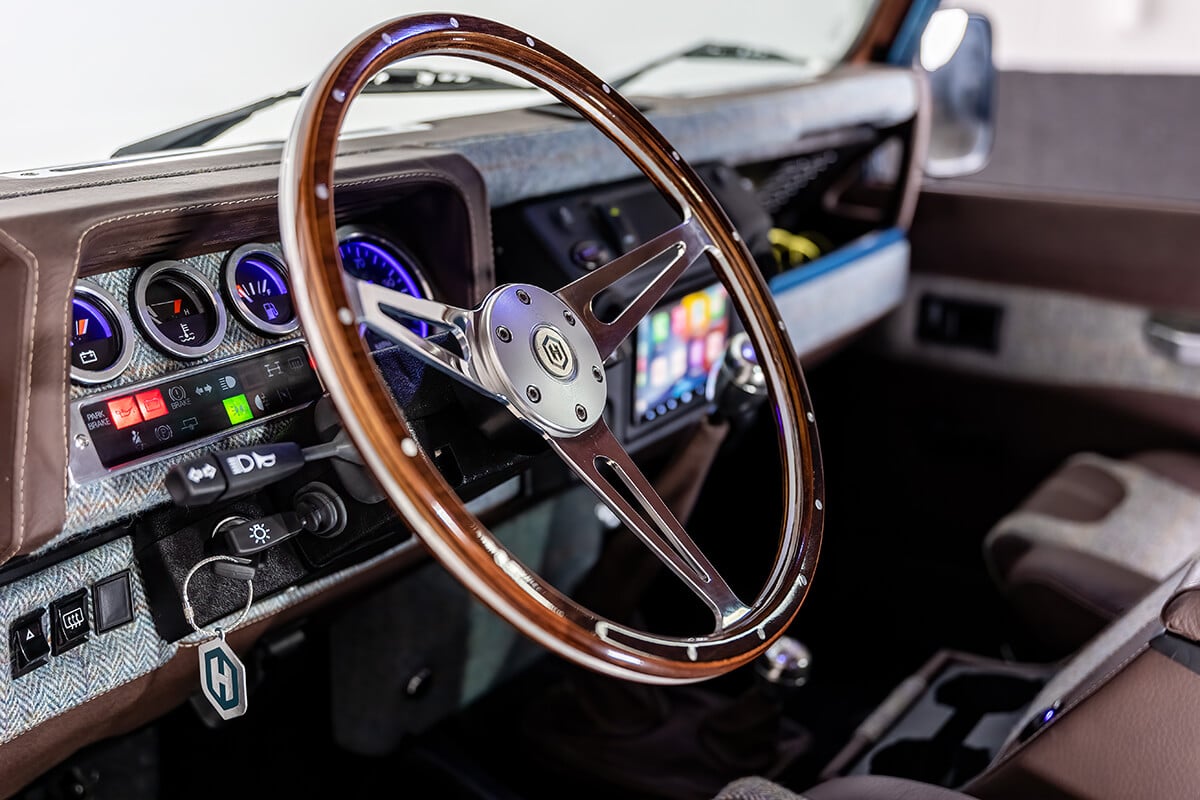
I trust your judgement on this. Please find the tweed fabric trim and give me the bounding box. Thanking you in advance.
[60,249,302,548]
[0,537,173,744]
[986,453,1200,583]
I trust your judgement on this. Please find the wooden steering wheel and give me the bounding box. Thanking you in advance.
[279,13,823,683]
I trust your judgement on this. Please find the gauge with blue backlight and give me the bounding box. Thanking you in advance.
[222,243,299,336]
[70,282,135,385]
[336,227,433,350]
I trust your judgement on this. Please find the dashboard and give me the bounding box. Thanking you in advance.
[0,62,923,791]
[66,228,432,484]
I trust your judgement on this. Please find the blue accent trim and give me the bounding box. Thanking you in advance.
[768,227,906,294]
[888,0,941,64]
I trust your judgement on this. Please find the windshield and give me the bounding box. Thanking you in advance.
[0,0,877,172]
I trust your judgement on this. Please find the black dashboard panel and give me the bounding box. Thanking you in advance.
[72,343,322,477]
[494,163,770,448]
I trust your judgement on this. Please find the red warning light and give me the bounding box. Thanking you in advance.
[134,389,168,421]
[106,396,143,430]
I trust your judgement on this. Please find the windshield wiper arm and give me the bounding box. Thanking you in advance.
[112,68,533,157]
[610,41,806,91]
[532,41,807,121]
[113,88,305,157]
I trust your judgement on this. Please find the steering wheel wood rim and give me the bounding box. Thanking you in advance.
[280,13,823,683]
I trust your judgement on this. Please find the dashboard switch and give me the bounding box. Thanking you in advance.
[570,240,613,271]
[165,454,228,506]
[225,512,304,556]
[10,610,50,678]
[165,443,304,507]
[93,571,134,634]
[49,587,90,657]
[597,204,639,253]
[50,590,90,655]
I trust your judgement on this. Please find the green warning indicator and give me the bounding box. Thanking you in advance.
[223,393,254,425]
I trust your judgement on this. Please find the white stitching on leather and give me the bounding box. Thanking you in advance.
[0,228,39,562]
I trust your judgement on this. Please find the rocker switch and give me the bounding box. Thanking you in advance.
[10,610,50,678]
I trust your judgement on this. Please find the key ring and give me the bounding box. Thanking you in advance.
[181,554,255,639]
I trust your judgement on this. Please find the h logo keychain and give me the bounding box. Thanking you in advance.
[182,554,255,720]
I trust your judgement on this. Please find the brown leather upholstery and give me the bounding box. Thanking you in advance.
[972,648,1200,800]
[715,776,976,800]
[810,562,1200,798]
[1162,560,1200,642]
[965,560,1200,799]
[986,450,1200,652]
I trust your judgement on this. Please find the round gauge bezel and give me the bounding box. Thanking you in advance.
[335,226,434,301]
[70,281,136,385]
[131,260,228,359]
[222,243,300,337]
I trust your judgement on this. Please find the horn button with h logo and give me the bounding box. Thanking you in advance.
[532,325,576,380]
[476,284,607,437]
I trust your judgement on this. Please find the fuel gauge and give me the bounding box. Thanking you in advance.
[223,243,299,337]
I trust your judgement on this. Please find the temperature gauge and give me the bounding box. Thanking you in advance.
[223,244,299,336]
[70,283,134,385]
[132,261,227,359]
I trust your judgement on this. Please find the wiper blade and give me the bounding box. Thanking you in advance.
[531,41,805,121]
[112,68,533,157]
[113,88,305,157]
[610,41,806,91]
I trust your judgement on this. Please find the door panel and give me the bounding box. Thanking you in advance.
[877,184,1200,445]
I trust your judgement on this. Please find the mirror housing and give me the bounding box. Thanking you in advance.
[921,9,996,178]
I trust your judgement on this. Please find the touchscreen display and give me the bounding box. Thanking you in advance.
[634,284,730,424]
[80,344,322,469]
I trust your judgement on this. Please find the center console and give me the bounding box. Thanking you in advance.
[822,650,1052,789]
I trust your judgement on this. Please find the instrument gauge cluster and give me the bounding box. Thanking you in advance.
[70,229,436,386]
[336,226,434,351]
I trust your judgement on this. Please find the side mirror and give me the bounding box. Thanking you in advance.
[921,9,996,178]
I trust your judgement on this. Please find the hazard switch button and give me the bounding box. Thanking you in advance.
[10,610,50,678]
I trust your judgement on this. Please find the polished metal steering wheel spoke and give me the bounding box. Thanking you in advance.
[344,275,497,399]
[550,418,751,631]
[555,215,713,361]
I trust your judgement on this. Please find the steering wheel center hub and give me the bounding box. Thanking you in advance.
[531,324,576,380]
[476,284,606,437]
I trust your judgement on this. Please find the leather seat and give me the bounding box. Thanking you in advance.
[728,558,1200,800]
[985,450,1200,652]
[716,776,975,799]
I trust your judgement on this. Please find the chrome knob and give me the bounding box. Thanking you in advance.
[755,636,811,689]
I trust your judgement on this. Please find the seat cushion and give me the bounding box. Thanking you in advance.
[985,451,1200,652]
[715,776,976,800]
